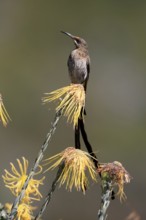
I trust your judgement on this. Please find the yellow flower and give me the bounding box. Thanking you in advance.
[43,84,85,127]
[0,93,11,127]
[2,157,45,201]
[44,147,97,193]
[5,202,36,220]
[97,161,131,201]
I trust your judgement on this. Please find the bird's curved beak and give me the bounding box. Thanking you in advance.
[61,31,75,39]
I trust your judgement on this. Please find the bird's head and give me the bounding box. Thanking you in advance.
[61,31,88,49]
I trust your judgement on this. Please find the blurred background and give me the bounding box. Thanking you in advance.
[0,1,145,219]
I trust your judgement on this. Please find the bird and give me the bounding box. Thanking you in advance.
[61,31,89,148]
[61,31,90,92]
[61,31,98,168]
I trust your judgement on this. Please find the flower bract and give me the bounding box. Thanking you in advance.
[43,84,85,127]
[0,94,11,127]
[44,147,97,193]
[98,161,131,201]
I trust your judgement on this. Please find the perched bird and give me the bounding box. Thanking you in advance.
[61,30,89,149]
[61,31,98,167]
[61,31,90,92]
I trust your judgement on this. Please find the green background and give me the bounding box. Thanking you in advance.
[0,1,145,219]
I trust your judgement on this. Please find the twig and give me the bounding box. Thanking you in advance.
[98,178,113,220]
[8,109,62,220]
[35,163,64,220]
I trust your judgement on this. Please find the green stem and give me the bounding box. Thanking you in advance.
[8,110,62,220]
[98,175,113,220]
[35,163,64,220]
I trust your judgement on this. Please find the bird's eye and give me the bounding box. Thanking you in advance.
[76,39,80,44]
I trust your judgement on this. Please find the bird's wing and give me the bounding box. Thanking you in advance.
[83,58,90,92]
[87,60,90,74]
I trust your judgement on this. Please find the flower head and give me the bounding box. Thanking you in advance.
[97,161,131,201]
[0,93,11,127]
[44,147,97,193]
[2,157,45,201]
[5,202,36,220]
[43,84,85,127]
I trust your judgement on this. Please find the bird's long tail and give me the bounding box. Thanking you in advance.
[74,108,98,168]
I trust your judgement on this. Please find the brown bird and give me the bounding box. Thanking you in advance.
[61,31,90,92]
[61,31,89,149]
[61,31,98,168]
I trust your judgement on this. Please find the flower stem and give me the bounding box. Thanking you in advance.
[98,177,113,220]
[35,163,64,220]
[8,110,62,220]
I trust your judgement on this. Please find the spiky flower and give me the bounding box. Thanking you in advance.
[2,157,45,201]
[44,147,97,193]
[0,93,11,127]
[97,161,131,201]
[43,84,85,127]
[5,202,36,220]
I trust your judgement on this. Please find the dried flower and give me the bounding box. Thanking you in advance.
[44,147,97,193]
[125,210,141,220]
[2,157,45,201]
[43,84,85,127]
[0,94,11,127]
[98,161,131,201]
[5,202,36,220]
